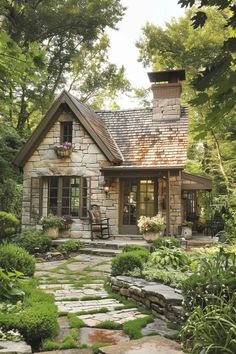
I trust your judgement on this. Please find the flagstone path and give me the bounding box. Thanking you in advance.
[34,253,181,353]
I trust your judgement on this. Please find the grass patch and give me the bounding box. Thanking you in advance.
[77,307,109,316]
[91,342,110,354]
[167,321,180,330]
[123,315,154,339]
[95,320,122,330]
[68,313,85,329]
[80,295,103,301]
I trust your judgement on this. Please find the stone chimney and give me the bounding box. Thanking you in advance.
[148,69,185,121]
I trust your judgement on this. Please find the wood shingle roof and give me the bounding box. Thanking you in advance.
[97,106,188,168]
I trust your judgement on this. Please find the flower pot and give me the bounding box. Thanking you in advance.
[182,226,192,240]
[45,226,59,239]
[144,232,162,243]
[55,148,72,158]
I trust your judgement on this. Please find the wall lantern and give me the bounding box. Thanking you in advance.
[104,185,110,196]
[182,190,188,199]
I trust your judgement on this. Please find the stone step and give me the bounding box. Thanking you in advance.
[79,247,121,257]
[98,335,184,354]
[0,341,32,353]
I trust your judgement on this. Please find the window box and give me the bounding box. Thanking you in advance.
[54,142,72,158]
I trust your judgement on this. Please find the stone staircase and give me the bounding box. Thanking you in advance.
[53,238,149,256]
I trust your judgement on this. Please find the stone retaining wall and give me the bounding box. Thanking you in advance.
[110,276,183,322]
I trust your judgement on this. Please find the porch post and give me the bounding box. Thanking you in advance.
[166,170,171,235]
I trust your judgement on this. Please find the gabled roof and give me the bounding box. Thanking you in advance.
[97,106,188,168]
[14,90,123,167]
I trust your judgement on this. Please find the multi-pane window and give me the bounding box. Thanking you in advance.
[61,122,72,143]
[48,176,88,218]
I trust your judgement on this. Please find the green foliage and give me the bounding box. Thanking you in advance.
[14,229,52,254]
[16,303,59,346]
[0,0,126,135]
[0,278,59,348]
[147,248,190,270]
[0,211,19,241]
[57,240,84,254]
[123,315,154,339]
[122,244,149,253]
[111,250,149,276]
[143,267,187,289]
[0,180,23,218]
[180,295,236,354]
[0,243,35,276]
[182,248,236,313]
[0,268,24,302]
[40,215,64,228]
[152,237,181,250]
[96,320,122,329]
[67,313,85,329]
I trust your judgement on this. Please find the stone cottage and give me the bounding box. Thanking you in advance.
[14,69,212,239]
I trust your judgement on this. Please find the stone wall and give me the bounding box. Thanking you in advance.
[110,276,183,322]
[22,111,119,238]
[169,172,182,235]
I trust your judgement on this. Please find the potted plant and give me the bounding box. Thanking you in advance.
[181,220,193,240]
[61,215,73,230]
[54,141,72,158]
[138,214,165,243]
[39,215,64,239]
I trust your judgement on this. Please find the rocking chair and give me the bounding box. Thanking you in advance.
[88,204,110,240]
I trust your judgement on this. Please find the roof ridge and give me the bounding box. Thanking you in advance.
[95,107,153,113]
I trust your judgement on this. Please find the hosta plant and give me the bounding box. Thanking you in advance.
[147,247,190,270]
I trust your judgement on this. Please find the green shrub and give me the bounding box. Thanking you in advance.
[152,237,181,250]
[40,215,64,228]
[147,247,190,270]
[57,240,84,253]
[0,268,24,302]
[14,229,52,254]
[17,303,59,346]
[122,244,149,254]
[180,296,236,354]
[111,250,149,276]
[0,243,35,276]
[0,211,19,241]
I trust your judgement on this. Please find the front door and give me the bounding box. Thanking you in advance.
[120,179,158,234]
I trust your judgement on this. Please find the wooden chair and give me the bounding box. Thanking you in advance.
[88,204,110,240]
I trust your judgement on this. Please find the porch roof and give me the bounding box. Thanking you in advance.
[182,172,212,190]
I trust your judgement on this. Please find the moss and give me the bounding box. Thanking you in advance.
[95,320,122,329]
[123,315,154,339]
[68,313,85,329]
[80,295,103,301]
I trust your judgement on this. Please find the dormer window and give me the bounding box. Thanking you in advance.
[61,121,72,143]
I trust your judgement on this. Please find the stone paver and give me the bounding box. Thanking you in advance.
[141,318,178,337]
[79,308,146,327]
[36,350,92,354]
[79,327,129,345]
[0,341,32,353]
[99,335,184,354]
[56,298,121,313]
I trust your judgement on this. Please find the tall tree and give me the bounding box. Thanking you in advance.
[0,0,127,134]
[136,8,236,195]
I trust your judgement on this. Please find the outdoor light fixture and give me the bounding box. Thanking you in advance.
[182,190,188,199]
[104,185,110,196]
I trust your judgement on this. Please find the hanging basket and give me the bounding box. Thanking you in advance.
[55,148,72,158]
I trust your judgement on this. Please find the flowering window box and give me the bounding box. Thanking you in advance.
[54,141,72,158]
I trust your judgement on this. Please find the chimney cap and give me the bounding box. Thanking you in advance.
[148,69,185,83]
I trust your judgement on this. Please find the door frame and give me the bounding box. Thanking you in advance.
[119,177,158,235]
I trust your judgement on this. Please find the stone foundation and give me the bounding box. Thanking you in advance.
[110,276,183,322]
